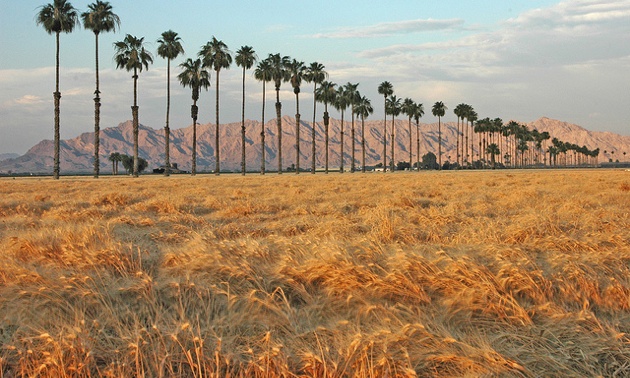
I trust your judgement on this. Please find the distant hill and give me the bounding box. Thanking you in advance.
[1,116,629,174]
[0,153,19,162]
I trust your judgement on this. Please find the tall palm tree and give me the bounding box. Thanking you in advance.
[386,95,402,172]
[199,37,232,175]
[254,58,272,174]
[467,108,478,165]
[354,95,373,173]
[235,45,257,175]
[267,53,291,173]
[304,62,327,173]
[178,58,210,175]
[344,82,360,172]
[413,103,425,171]
[315,81,337,174]
[453,103,466,167]
[333,86,350,173]
[36,0,79,180]
[288,59,306,174]
[402,98,416,169]
[114,34,153,177]
[431,101,447,169]
[377,81,394,170]
[157,30,184,177]
[82,1,120,179]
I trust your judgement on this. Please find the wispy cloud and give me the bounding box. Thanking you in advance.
[14,95,45,106]
[312,18,465,39]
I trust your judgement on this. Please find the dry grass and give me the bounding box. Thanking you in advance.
[1,169,629,377]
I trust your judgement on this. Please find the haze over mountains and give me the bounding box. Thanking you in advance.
[1,117,628,174]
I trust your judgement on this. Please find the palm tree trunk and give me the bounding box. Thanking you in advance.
[390,115,395,172]
[408,116,412,169]
[416,121,420,172]
[132,67,139,178]
[276,88,282,174]
[324,106,329,174]
[438,117,442,170]
[241,66,246,175]
[215,70,220,175]
[191,103,198,175]
[383,97,387,170]
[311,83,317,174]
[351,110,356,173]
[295,94,300,174]
[261,83,266,175]
[456,117,460,167]
[53,31,61,180]
[93,32,101,178]
[164,58,171,177]
[340,111,344,173]
[361,116,366,173]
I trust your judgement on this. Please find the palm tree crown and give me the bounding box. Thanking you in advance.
[37,0,79,34]
[157,30,184,61]
[114,34,153,73]
[178,59,210,102]
[81,1,119,35]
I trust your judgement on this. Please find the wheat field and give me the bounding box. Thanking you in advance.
[0,170,629,377]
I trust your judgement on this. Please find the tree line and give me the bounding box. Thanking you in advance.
[37,0,602,178]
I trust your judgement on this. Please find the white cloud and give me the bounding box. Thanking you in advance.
[312,18,465,39]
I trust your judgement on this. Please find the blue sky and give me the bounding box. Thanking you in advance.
[1,0,629,154]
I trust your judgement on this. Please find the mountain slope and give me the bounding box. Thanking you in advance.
[1,117,628,173]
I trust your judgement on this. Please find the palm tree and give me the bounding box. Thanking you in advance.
[235,46,257,175]
[304,62,327,173]
[413,103,425,171]
[199,37,232,175]
[333,86,350,172]
[431,101,447,169]
[267,53,291,173]
[453,103,466,166]
[114,34,153,177]
[315,81,337,173]
[157,30,184,177]
[386,95,402,172]
[254,58,272,174]
[344,83,360,172]
[108,152,121,175]
[36,0,79,179]
[178,58,210,175]
[288,59,306,174]
[402,98,416,169]
[82,1,120,179]
[354,95,373,173]
[486,143,500,169]
[377,81,394,170]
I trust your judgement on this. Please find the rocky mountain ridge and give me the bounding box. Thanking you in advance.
[1,116,628,173]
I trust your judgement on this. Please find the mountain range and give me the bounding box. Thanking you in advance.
[1,116,629,174]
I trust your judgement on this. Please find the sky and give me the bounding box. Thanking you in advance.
[0,0,629,154]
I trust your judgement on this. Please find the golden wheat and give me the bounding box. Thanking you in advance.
[0,170,629,377]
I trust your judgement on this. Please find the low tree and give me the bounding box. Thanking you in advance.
[120,154,147,174]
